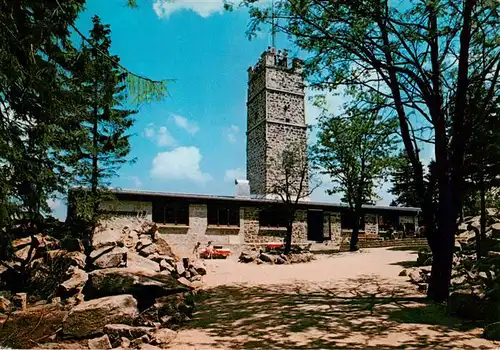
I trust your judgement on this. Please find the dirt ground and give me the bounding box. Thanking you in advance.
[167,247,500,349]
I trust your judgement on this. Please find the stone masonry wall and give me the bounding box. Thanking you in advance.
[247,91,266,128]
[265,123,308,195]
[266,91,305,125]
[158,204,245,257]
[364,214,379,235]
[324,212,342,246]
[243,207,308,244]
[266,67,304,94]
[247,121,267,195]
[246,50,307,196]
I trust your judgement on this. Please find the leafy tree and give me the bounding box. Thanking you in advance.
[389,152,422,208]
[69,16,137,235]
[461,80,500,254]
[238,0,500,302]
[313,102,397,251]
[266,142,319,254]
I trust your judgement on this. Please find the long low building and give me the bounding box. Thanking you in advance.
[68,188,421,252]
[66,49,421,253]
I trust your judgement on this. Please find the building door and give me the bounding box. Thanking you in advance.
[307,210,324,241]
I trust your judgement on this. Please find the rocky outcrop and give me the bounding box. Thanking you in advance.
[239,246,315,265]
[58,268,88,297]
[84,267,189,303]
[93,247,128,269]
[62,294,139,338]
[0,217,203,349]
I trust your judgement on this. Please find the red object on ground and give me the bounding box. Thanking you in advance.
[267,243,283,249]
[200,248,232,259]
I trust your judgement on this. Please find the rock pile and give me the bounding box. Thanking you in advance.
[398,210,500,340]
[0,217,207,349]
[239,245,315,265]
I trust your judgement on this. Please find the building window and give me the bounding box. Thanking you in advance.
[152,200,189,225]
[259,208,288,228]
[207,205,240,226]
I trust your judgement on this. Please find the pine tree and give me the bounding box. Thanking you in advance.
[0,0,86,269]
[70,16,137,229]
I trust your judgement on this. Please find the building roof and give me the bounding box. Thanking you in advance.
[102,188,421,214]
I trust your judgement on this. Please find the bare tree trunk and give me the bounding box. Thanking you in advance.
[284,223,293,254]
[350,208,361,251]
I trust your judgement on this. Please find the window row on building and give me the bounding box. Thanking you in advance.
[151,200,288,228]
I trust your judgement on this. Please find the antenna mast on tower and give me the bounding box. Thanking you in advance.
[271,0,276,48]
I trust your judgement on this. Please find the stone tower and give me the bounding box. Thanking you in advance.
[246,49,308,196]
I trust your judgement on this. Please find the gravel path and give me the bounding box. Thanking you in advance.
[167,248,499,349]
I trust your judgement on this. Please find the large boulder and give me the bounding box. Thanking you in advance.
[239,252,256,263]
[93,247,127,269]
[90,245,115,260]
[127,252,160,272]
[45,250,86,270]
[408,268,424,284]
[62,294,139,338]
[0,304,68,349]
[88,334,112,349]
[259,253,276,264]
[59,268,88,297]
[84,268,188,304]
[151,328,177,346]
[93,227,123,250]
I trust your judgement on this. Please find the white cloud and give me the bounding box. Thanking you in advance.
[144,123,177,147]
[151,146,212,183]
[224,168,246,182]
[153,0,231,18]
[127,176,143,188]
[172,114,199,135]
[157,126,177,146]
[226,124,240,143]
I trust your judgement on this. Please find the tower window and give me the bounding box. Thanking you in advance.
[285,118,290,123]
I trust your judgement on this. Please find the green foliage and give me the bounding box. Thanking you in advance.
[313,101,398,209]
[69,15,137,226]
[313,97,397,250]
[0,0,86,229]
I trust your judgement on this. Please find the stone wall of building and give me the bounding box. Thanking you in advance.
[265,123,308,195]
[324,212,342,246]
[247,121,267,195]
[364,214,379,235]
[266,91,305,125]
[158,205,245,257]
[266,65,304,93]
[242,207,308,244]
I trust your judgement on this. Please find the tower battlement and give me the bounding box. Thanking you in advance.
[247,48,304,81]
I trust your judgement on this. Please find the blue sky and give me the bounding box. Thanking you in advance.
[50,0,433,219]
